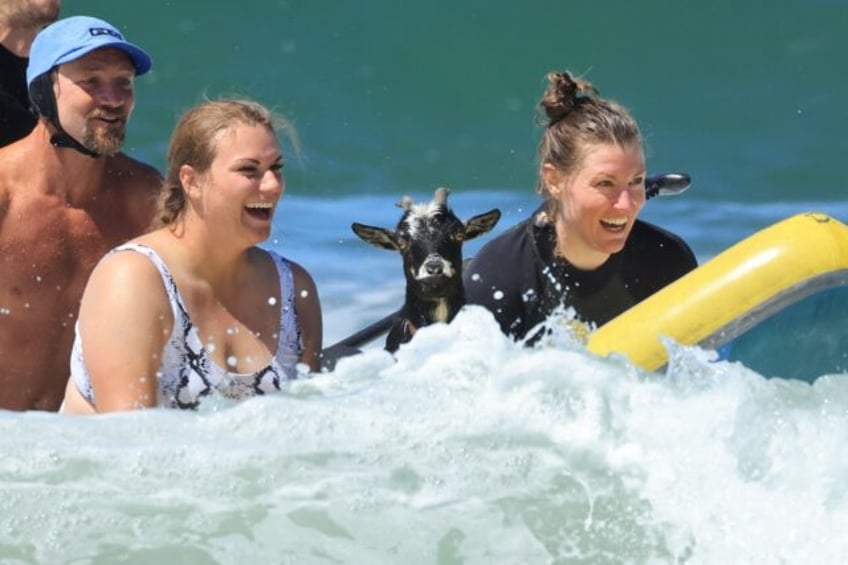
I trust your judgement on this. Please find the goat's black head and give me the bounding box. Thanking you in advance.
[351,187,501,302]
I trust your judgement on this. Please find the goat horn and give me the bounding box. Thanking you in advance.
[433,187,450,205]
[396,196,414,210]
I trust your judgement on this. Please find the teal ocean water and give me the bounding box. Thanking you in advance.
[74,0,848,202]
[2,1,847,562]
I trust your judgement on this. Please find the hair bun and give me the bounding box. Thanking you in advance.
[539,71,598,126]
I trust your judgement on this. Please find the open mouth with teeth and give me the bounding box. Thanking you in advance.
[600,217,628,232]
[245,202,274,220]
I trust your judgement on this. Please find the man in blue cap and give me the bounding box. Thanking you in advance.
[0,15,161,411]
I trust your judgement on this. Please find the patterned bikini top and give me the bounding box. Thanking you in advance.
[70,243,303,409]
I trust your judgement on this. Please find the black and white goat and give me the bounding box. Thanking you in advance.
[352,187,501,353]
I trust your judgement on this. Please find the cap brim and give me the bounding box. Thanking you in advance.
[54,41,153,76]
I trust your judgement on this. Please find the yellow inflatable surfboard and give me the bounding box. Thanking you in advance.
[587,212,848,372]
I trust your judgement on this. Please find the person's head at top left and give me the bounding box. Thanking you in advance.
[0,0,62,57]
[25,15,152,158]
[156,99,299,247]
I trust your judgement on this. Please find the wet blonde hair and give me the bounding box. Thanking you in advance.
[536,71,641,219]
[154,98,298,228]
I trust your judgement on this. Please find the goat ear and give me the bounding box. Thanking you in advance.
[351,222,402,251]
[463,209,501,241]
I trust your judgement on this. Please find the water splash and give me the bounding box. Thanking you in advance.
[1,308,846,562]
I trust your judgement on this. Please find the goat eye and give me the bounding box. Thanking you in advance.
[453,232,465,243]
[397,236,410,251]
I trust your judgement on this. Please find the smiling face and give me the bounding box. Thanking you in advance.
[185,122,284,246]
[53,47,136,156]
[544,142,646,269]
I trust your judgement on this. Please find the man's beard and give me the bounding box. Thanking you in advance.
[82,122,126,157]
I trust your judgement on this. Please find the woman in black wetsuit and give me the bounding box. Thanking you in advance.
[464,71,697,341]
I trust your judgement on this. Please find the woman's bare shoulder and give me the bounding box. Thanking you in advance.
[88,244,164,294]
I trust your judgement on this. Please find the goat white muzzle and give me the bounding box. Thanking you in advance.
[414,254,456,280]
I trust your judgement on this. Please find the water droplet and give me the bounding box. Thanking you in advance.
[300,289,309,298]
[493,290,504,300]
[470,273,481,282]
[227,355,238,367]
[268,296,277,306]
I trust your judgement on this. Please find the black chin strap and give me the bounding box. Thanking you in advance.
[28,72,101,159]
[49,132,99,158]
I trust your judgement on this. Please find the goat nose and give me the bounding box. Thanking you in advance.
[424,259,444,276]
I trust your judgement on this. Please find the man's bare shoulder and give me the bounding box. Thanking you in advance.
[0,183,9,222]
[0,140,34,184]
[0,143,31,223]
[104,154,163,225]
[106,153,163,188]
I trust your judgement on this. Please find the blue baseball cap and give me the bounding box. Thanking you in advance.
[26,15,152,86]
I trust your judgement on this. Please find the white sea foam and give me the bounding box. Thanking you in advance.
[2,307,846,563]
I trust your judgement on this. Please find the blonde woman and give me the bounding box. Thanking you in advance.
[62,99,322,413]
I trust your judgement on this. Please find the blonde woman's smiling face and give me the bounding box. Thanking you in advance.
[193,123,284,244]
[544,142,646,269]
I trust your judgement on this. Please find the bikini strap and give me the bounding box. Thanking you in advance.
[110,243,190,325]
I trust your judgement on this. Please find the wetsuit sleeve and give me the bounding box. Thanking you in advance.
[658,228,697,283]
[630,221,698,295]
[0,47,37,147]
[463,221,539,339]
[671,236,698,277]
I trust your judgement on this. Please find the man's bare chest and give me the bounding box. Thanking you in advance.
[0,198,135,305]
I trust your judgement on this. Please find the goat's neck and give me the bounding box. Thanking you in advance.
[402,288,465,327]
